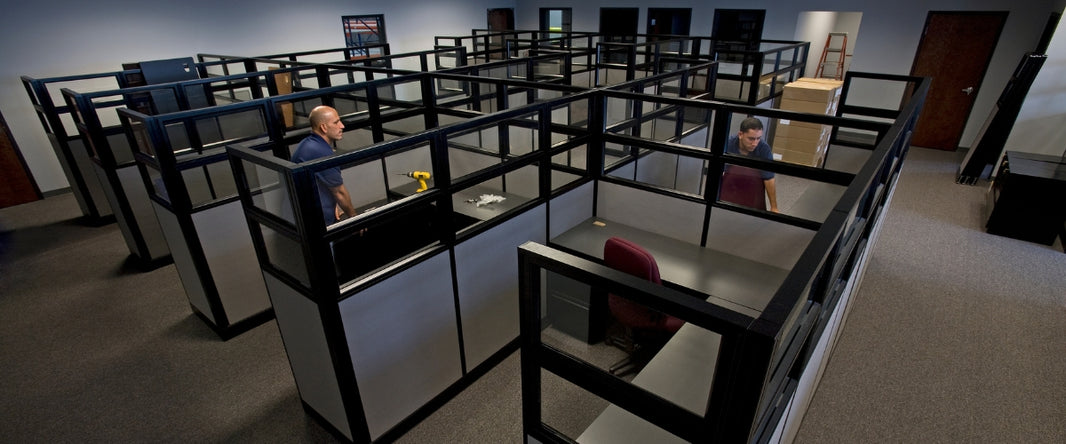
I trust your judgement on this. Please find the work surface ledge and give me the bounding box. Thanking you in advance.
[550,217,789,318]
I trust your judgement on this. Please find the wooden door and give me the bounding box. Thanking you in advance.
[487,8,515,60]
[1,110,42,209]
[910,11,1007,150]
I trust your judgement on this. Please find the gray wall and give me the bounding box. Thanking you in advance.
[4,0,1065,194]
[0,0,513,193]
[1005,5,1066,157]
[517,0,1063,152]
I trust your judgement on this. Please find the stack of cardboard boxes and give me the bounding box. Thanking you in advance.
[772,78,843,167]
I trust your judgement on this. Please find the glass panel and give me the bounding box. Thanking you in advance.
[629,150,707,197]
[382,115,426,136]
[771,172,847,223]
[106,132,135,165]
[604,142,634,173]
[551,169,581,191]
[158,121,191,157]
[451,165,538,233]
[144,164,169,203]
[551,144,587,171]
[717,160,775,212]
[242,158,294,225]
[383,144,433,198]
[261,223,309,287]
[332,202,440,286]
[335,127,376,153]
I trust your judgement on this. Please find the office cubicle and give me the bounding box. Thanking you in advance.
[517,72,928,443]
[21,71,136,222]
[223,62,720,442]
[60,57,419,271]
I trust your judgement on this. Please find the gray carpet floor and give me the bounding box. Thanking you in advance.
[1,147,1063,443]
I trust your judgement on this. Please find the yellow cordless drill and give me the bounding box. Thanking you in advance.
[399,171,431,193]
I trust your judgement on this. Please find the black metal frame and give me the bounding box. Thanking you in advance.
[517,73,929,443]
[21,71,136,223]
[215,60,726,442]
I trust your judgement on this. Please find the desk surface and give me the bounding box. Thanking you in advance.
[550,218,789,318]
[1006,151,1066,181]
[576,320,721,443]
[451,186,527,221]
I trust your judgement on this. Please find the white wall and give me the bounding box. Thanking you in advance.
[1004,4,1066,157]
[0,0,512,193]
[795,12,862,79]
[517,0,1060,150]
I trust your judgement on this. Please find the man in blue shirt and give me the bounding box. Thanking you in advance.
[290,105,357,224]
[721,117,779,212]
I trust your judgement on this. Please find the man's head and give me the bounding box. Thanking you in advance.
[309,105,344,144]
[736,117,764,155]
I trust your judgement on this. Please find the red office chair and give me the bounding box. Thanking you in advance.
[603,237,684,376]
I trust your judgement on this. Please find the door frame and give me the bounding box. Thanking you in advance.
[908,11,1007,150]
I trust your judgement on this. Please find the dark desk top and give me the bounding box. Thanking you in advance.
[550,218,789,318]
[451,186,527,221]
[1006,151,1066,181]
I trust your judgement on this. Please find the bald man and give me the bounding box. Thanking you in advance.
[290,105,357,224]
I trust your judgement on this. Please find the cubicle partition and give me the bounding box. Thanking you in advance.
[196,44,392,77]
[19,53,321,223]
[517,73,928,443]
[61,61,418,269]
[114,67,587,341]
[21,71,135,222]
[595,36,695,87]
[687,39,811,105]
[225,73,593,441]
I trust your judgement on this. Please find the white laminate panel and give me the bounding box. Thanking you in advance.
[455,204,546,369]
[264,273,351,440]
[70,139,113,217]
[597,181,703,245]
[340,252,463,440]
[192,202,271,323]
[98,163,138,257]
[154,202,213,323]
[548,181,593,239]
[118,165,169,259]
[706,208,815,271]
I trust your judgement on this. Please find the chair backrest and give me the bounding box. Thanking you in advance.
[605,236,685,332]
[603,237,662,284]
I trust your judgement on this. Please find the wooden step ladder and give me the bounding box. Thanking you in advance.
[815,32,848,80]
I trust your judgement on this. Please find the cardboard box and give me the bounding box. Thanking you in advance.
[774,148,824,167]
[783,81,842,103]
[780,97,837,116]
[775,122,831,142]
[773,134,829,154]
[797,77,844,87]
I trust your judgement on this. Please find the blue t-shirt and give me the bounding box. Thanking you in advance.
[725,135,775,180]
[291,134,343,224]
